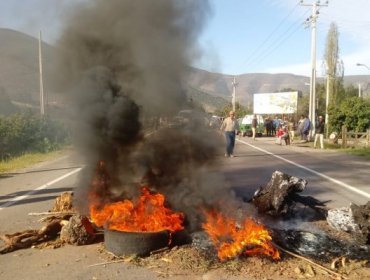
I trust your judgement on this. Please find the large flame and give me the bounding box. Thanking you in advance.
[90,187,184,233]
[202,210,280,261]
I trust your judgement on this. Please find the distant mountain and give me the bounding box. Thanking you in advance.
[186,68,370,106]
[186,85,228,112]
[0,28,56,107]
[1,28,369,115]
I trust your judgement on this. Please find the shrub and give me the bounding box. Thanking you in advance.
[329,97,370,133]
[0,112,69,160]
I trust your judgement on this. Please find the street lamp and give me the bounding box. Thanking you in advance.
[325,67,330,138]
[356,63,370,97]
[356,63,370,70]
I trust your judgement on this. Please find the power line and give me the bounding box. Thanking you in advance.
[239,2,300,69]
[245,10,310,70]
[206,2,309,92]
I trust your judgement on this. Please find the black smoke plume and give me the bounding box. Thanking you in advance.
[54,0,233,231]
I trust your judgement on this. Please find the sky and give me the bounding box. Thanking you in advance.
[0,0,369,77]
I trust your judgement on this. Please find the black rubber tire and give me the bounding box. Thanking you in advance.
[104,229,169,257]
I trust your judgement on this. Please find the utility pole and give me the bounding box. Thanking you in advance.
[358,83,362,98]
[325,70,330,138]
[231,76,238,112]
[39,30,45,115]
[300,0,328,139]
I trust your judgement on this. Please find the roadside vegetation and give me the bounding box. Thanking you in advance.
[0,150,67,174]
[323,142,370,159]
[343,147,370,158]
[0,112,69,173]
[213,23,370,157]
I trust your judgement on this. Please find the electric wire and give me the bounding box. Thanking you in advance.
[189,2,313,105]
[193,1,306,97]
[243,9,310,71]
[239,2,300,69]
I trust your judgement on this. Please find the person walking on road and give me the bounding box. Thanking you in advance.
[220,111,239,157]
[252,114,258,140]
[314,115,325,149]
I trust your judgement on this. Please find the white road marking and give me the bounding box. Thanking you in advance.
[0,168,82,210]
[237,139,370,199]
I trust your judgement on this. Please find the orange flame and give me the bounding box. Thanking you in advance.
[202,210,280,261]
[90,187,184,233]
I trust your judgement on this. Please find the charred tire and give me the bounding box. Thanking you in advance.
[104,229,169,257]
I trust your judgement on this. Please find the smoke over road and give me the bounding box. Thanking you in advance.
[53,0,233,231]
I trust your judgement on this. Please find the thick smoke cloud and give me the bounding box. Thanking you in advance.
[54,0,234,231]
[55,0,209,115]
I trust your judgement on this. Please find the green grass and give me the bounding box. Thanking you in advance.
[324,142,342,150]
[0,149,67,174]
[342,147,370,159]
[292,138,370,159]
[323,141,370,159]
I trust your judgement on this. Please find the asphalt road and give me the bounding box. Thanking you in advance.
[228,136,369,207]
[0,137,369,280]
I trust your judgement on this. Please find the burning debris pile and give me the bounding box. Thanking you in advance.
[2,0,368,278]
[250,171,369,261]
[1,169,369,279]
[90,185,185,257]
[252,170,327,218]
[83,160,281,261]
[202,210,280,261]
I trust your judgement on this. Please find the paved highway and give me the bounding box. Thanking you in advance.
[227,137,369,207]
[0,137,369,279]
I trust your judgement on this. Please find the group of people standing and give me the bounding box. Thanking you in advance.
[219,111,326,157]
[264,116,280,137]
[296,114,325,149]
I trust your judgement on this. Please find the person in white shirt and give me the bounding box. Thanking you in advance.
[220,111,239,157]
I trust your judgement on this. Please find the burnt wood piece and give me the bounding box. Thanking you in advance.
[52,192,75,212]
[271,228,370,262]
[40,213,74,223]
[351,202,370,245]
[0,221,62,254]
[252,171,307,216]
[60,215,96,245]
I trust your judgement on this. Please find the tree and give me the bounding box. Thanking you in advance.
[215,102,250,119]
[328,97,370,133]
[297,92,309,117]
[342,84,360,99]
[315,83,327,118]
[323,22,344,107]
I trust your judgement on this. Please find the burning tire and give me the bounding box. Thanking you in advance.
[104,229,169,257]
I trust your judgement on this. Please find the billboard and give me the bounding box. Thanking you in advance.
[253,91,298,114]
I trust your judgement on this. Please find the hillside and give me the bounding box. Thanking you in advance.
[1,28,369,115]
[186,68,370,106]
[0,28,56,107]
